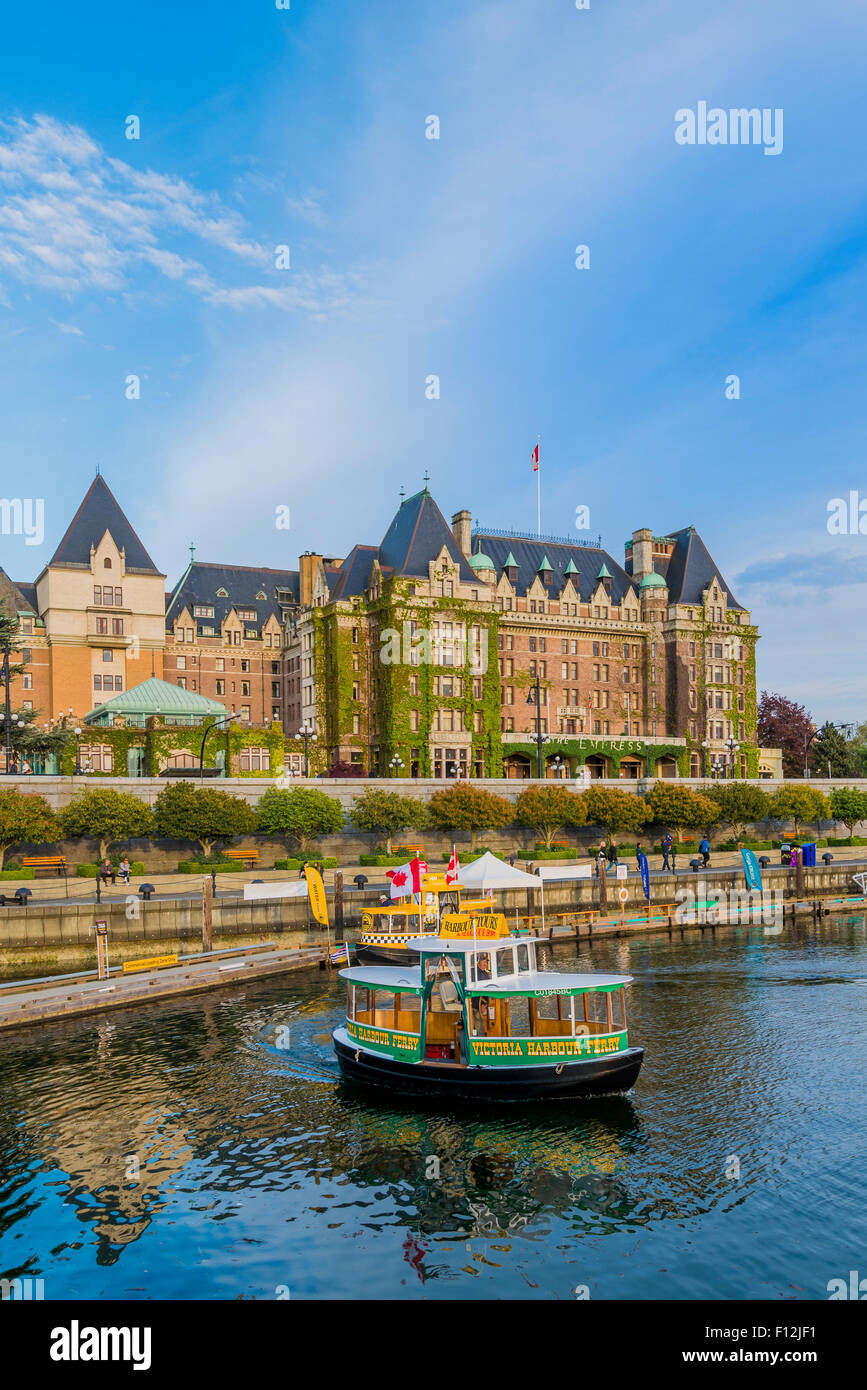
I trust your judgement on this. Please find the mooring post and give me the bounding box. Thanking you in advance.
[598,858,608,915]
[334,870,344,934]
[202,873,213,953]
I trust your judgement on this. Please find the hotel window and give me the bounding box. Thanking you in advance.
[21,619,32,634]
[506,687,514,704]
[632,667,639,683]
[271,682,280,698]
[561,639,569,654]
[241,681,250,696]
[530,661,536,677]
[177,677,186,689]
[472,678,482,698]
[623,668,630,682]
[114,676,123,691]
[111,618,124,636]
[96,617,108,635]
[409,674,418,696]
[216,680,225,695]
[689,642,695,657]
[562,663,568,679]
[539,661,546,678]
[194,605,214,618]
[410,710,419,732]
[272,706,280,720]
[593,606,599,618]
[187,628,194,642]
[176,627,185,642]
[530,601,536,614]
[238,609,257,621]
[352,683,360,700]
[241,660,250,672]
[271,662,280,674]
[539,638,546,652]
[22,700,32,710]
[22,673,32,690]
[84,744,114,772]
[239,747,270,771]
[101,649,112,663]
[529,638,536,652]
[240,706,250,722]
[602,665,609,680]
[739,722,746,741]
[571,663,578,679]
[593,664,599,680]
[177,656,187,670]
[93,675,102,690]
[216,658,225,672]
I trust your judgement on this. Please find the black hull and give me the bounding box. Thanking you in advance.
[333,1029,643,1102]
[355,944,421,966]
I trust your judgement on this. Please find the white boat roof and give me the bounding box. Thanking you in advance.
[465,970,632,994]
[339,965,423,990]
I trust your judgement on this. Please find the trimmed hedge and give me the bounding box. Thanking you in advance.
[0,866,35,880]
[826,836,867,847]
[439,851,505,864]
[177,859,247,874]
[77,861,145,878]
[274,857,336,870]
[517,849,580,861]
[359,853,422,867]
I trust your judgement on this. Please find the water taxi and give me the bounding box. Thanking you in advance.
[357,872,496,964]
[333,916,643,1101]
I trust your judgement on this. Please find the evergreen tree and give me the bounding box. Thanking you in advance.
[809,722,854,777]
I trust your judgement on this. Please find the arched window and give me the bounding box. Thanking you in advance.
[104,557,112,568]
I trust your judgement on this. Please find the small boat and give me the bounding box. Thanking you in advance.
[356,872,496,964]
[333,915,643,1101]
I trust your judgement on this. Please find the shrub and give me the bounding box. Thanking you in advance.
[514,785,586,849]
[274,857,337,870]
[59,787,153,860]
[0,788,61,870]
[0,866,35,880]
[256,786,344,854]
[427,782,514,849]
[153,782,257,858]
[349,789,428,854]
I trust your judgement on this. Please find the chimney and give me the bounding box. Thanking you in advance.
[451,509,472,559]
[629,528,653,583]
[299,551,322,608]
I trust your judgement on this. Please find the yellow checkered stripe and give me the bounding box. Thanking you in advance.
[359,933,417,947]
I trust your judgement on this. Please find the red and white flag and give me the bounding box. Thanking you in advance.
[531,442,539,473]
[390,857,428,899]
[445,845,460,884]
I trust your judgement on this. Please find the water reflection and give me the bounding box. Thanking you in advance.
[1,913,865,1299]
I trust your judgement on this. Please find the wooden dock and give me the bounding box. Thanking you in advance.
[0,942,329,1033]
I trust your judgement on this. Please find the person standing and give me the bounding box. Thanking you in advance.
[607,841,618,869]
[661,830,674,872]
[699,836,711,868]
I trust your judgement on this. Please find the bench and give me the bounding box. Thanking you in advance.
[224,849,259,868]
[393,844,423,855]
[22,855,67,877]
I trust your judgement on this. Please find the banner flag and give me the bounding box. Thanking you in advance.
[390,858,429,899]
[741,847,763,893]
[531,442,539,472]
[638,850,650,901]
[306,866,329,926]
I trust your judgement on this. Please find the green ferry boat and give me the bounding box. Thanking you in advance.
[332,919,643,1101]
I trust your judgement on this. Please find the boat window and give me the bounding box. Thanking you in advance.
[609,988,626,1030]
[395,992,421,1033]
[508,995,530,1037]
[514,944,531,973]
[535,994,560,1020]
[575,991,614,1034]
[373,989,396,1026]
[351,985,371,1021]
[472,952,493,984]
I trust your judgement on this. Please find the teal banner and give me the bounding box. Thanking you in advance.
[741,847,763,892]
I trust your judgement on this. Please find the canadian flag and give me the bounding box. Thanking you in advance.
[390,857,428,899]
[445,846,460,884]
[531,442,539,473]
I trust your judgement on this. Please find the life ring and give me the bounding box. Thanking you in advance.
[618,886,629,905]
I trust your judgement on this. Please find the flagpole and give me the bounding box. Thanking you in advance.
[537,433,541,538]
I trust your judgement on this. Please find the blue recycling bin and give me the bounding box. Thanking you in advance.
[801,843,817,868]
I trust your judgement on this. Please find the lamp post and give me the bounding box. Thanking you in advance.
[526,674,550,778]
[299,720,317,777]
[711,757,724,780]
[200,713,236,779]
[74,726,82,775]
[725,735,740,779]
[2,637,12,774]
[701,739,710,778]
[388,754,404,778]
[551,755,564,779]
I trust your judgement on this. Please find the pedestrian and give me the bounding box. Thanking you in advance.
[101,857,116,886]
[8,758,18,775]
[21,758,32,775]
[596,845,607,874]
[661,830,674,873]
[118,857,131,885]
[607,841,618,868]
[635,843,643,870]
[699,836,710,868]
[298,860,308,880]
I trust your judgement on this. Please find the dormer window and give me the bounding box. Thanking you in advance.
[216,587,228,598]
[104,558,112,569]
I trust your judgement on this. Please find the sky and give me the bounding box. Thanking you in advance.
[1,0,866,721]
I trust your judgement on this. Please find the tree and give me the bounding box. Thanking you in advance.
[646,784,720,841]
[514,785,587,849]
[580,786,650,844]
[770,785,830,839]
[829,787,867,838]
[758,691,815,779]
[844,722,867,778]
[426,782,514,850]
[0,788,60,869]
[349,789,428,854]
[706,784,771,841]
[60,787,153,860]
[256,786,344,855]
[153,782,258,859]
[810,722,854,777]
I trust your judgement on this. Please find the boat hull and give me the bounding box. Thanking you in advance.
[332,1027,643,1101]
[355,943,421,966]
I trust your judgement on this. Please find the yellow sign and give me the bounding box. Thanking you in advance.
[122,953,178,973]
[306,866,329,927]
[440,912,509,940]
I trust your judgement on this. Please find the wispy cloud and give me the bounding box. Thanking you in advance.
[0,114,363,314]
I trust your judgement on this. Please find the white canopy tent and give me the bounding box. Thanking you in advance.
[455,852,541,932]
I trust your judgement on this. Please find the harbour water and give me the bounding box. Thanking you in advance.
[1,915,865,1300]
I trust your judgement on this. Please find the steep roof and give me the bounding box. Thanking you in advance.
[651,526,743,610]
[329,545,382,600]
[0,568,37,617]
[379,489,476,583]
[165,562,300,632]
[472,533,637,603]
[84,675,227,722]
[49,476,162,574]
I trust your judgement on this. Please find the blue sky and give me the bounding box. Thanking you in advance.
[2,0,867,720]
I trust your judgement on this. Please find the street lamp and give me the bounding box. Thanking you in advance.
[725,735,740,779]
[299,720,317,777]
[200,712,236,779]
[74,726,82,775]
[526,674,550,778]
[551,755,564,779]
[711,757,724,779]
[2,635,14,774]
[701,739,710,778]
[388,754,404,778]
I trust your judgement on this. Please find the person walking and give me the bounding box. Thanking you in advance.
[699,836,711,868]
[607,841,618,869]
[298,860,309,880]
[635,843,643,871]
[661,830,674,873]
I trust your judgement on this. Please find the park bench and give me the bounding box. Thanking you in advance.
[393,844,424,855]
[22,855,67,877]
[224,848,259,868]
